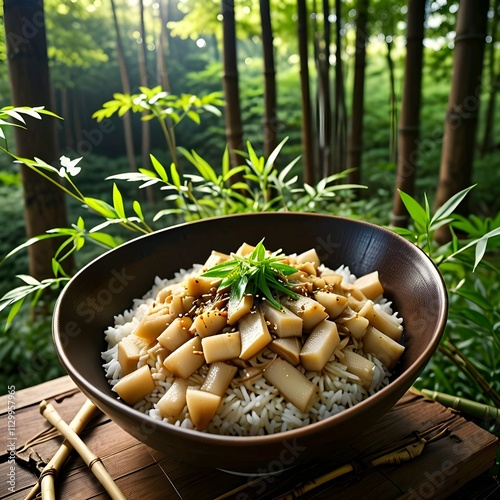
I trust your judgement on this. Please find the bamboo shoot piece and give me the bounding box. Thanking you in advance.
[191,310,228,338]
[343,350,375,389]
[296,248,320,268]
[341,282,367,301]
[281,295,328,331]
[314,291,348,319]
[354,271,384,300]
[358,300,403,341]
[300,320,340,371]
[238,310,272,360]
[201,362,238,397]
[163,336,205,378]
[341,314,369,340]
[228,294,254,325]
[202,331,241,363]
[261,302,303,338]
[113,365,155,405]
[118,335,146,376]
[203,250,230,269]
[186,388,222,430]
[185,275,221,297]
[268,337,302,365]
[362,326,405,370]
[157,317,193,351]
[167,293,185,318]
[263,357,317,413]
[134,312,173,342]
[235,242,255,256]
[157,378,190,419]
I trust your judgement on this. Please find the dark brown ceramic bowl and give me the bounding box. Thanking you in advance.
[52,212,447,472]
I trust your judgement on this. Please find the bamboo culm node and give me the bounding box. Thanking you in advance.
[39,400,127,500]
[26,398,99,500]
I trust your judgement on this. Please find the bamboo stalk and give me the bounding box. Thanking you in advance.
[25,399,99,500]
[39,400,127,500]
[439,341,500,407]
[421,389,500,424]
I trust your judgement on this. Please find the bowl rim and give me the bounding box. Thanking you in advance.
[53,212,448,445]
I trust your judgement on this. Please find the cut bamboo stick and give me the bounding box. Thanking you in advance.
[421,389,500,424]
[39,400,127,500]
[25,398,99,500]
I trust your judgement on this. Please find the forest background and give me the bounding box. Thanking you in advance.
[0,0,499,477]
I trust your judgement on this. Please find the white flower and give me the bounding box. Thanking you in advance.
[59,155,83,177]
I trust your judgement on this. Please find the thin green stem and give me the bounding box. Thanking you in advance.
[158,116,179,169]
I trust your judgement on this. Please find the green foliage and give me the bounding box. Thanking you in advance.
[0,303,66,389]
[202,239,299,311]
[393,187,500,412]
[0,101,363,332]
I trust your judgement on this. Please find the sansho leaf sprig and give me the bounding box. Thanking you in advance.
[201,239,299,311]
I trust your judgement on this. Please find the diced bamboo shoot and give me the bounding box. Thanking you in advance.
[341,282,367,301]
[117,335,146,376]
[203,250,230,270]
[343,350,375,389]
[362,326,405,370]
[135,312,173,342]
[202,332,241,363]
[201,362,238,397]
[342,314,369,340]
[263,357,317,413]
[347,294,366,312]
[182,296,196,313]
[184,275,221,297]
[261,302,303,338]
[296,248,320,268]
[228,294,254,325]
[235,242,255,256]
[354,271,384,300]
[156,378,190,419]
[281,295,328,331]
[269,337,302,366]
[314,291,348,319]
[163,336,205,378]
[113,365,155,405]
[300,320,340,371]
[191,310,227,338]
[157,317,193,351]
[167,294,185,318]
[186,388,222,430]
[295,261,317,276]
[358,300,403,341]
[238,310,272,360]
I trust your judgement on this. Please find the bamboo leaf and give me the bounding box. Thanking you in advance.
[474,237,488,271]
[84,197,116,218]
[87,231,118,248]
[16,274,40,286]
[170,162,181,188]
[431,185,476,228]
[187,110,201,124]
[112,184,126,219]
[150,154,168,182]
[132,200,144,220]
[5,297,24,330]
[398,190,429,229]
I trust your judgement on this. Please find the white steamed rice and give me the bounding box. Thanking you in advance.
[101,263,401,436]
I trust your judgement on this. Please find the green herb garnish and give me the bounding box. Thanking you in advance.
[202,239,299,311]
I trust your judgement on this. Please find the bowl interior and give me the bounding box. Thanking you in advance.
[53,213,447,469]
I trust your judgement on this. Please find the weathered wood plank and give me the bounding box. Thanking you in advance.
[0,376,497,500]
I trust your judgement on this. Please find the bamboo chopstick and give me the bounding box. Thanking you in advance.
[39,400,127,500]
[25,399,99,500]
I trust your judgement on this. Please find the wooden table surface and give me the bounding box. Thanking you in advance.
[0,376,498,499]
